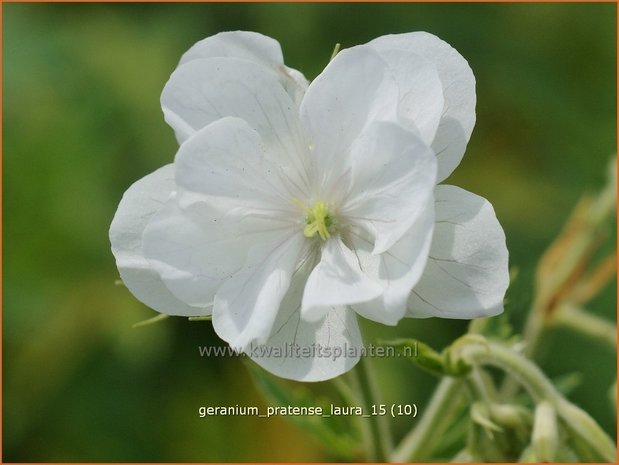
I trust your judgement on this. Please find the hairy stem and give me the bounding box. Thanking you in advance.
[350,357,392,461]
[391,377,464,462]
[552,303,616,348]
[459,341,616,462]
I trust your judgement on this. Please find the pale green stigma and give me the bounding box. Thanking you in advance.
[303,201,333,241]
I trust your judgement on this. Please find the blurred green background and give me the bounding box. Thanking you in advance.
[3,3,616,462]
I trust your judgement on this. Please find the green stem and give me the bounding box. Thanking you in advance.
[350,357,392,462]
[518,162,615,355]
[131,313,169,328]
[391,377,464,462]
[461,342,554,402]
[467,368,495,403]
[499,309,543,399]
[332,376,357,407]
[451,448,473,462]
[520,305,546,358]
[459,341,616,462]
[502,301,616,398]
[552,303,616,348]
[330,43,341,61]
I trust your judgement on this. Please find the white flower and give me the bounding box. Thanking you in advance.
[110,31,509,382]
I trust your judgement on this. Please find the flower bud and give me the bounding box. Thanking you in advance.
[531,401,559,462]
[489,403,532,443]
[467,402,532,462]
[518,445,538,463]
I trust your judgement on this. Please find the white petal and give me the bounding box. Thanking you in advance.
[142,196,270,308]
[161,57,311,180]
[299,46,400,196]
[143,119,303,309]
[109,165,206,316]
[212,233,308,350]
[282,66,309,107]
[341,121,437,254]
[301,237,383,322]
[173,116,305,216]
[371,49,444,146]
[180,31,284,67]
[407,185,509,319]
[179,31,308,106]
[248,258,363,381]
[368,32,476,182]
[349,201,434,325]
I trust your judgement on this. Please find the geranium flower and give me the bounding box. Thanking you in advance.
[110,31,509,381]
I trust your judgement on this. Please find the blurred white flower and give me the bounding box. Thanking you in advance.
[110,31,509,381]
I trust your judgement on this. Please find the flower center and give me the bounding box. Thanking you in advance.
[303,201,333,241]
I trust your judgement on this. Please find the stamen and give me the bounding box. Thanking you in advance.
[303,201,332,241]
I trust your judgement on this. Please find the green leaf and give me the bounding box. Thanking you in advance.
[552,372,583,397]
[381,338,447,376]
